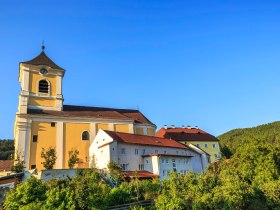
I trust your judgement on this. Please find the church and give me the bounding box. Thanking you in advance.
[14,47,157,171]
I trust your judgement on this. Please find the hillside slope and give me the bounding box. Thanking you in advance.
[218,121,280,157]
[0,140,14,160]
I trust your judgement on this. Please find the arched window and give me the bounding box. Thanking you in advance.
[38,80,49,93]
[82,131,89,141]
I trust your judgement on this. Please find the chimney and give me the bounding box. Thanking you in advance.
[171,125,175,128]
[187,125,191,129]
[182,125,185,129]
[195,126,199,129]
[164,125,167,129]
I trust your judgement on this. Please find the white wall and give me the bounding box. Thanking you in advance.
[89,130,206,179]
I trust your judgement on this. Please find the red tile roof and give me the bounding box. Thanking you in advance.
[156,127,219,142]
[0,160,13,171]
[142,154,193,158]
[123,170,158,178]
[21,51,64,70]
[27,105,155,125]
[104,130,188,149]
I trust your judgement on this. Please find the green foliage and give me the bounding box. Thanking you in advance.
[218,121,280,157]
[71,169,111,210]
[156,131,280,210]
[0,139,14,160]
[68,149,79,169]
[41,147,57,169]
[107,161,124,186]
[10,152,25,173]
[3,176,47,210]
[3,169,160,210]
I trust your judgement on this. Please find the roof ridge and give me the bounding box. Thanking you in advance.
[21,51,64,70]
[63,104,138,112]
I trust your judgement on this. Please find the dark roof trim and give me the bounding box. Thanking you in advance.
[21,51,64,70]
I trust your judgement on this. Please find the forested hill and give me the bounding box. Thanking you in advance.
[0,140,14,160]
[218,121,280,157]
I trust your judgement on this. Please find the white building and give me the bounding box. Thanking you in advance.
[89,130,209,179]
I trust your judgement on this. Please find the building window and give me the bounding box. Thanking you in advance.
[82,131,89,140]
[121,148,126,154]
[163,170,166,176]
[204,143,208,148]
[142,149,145,155]
[214,154,218,158]
[32,135,38,142]
[135,149,139,155]
[162,159,164,163]
[213,143,216,148]
[138,164,144,170]
[121,163,128,170]
[172,159,176,169]
[31,165,36,169]
[176,151,179,155]
[38,80,49,93]
[197,144,200,148]
[51,122,56,127]
[166,159,169,164]
[207,157,211,163]
[146,160,149,164]
[164,150,167,154]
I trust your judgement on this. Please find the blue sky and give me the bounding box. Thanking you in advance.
[0,0,280,139]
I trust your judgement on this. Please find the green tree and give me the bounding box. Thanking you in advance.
[10,152,25,173]
[68,149,79,169]
[71,169,111,210]
[107,161,124,186]
[41,147,57,170]
[3,176,46,210]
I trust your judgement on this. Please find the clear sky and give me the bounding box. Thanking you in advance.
[0,0,280,139]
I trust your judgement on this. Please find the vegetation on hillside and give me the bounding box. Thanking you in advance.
[4,140,280,210]
[2,122,280,209]
[0,140,14,160]
[218,121,280,158]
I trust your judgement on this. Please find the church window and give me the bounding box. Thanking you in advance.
[38,80,49,93]
[82,131,89,140]
[51,122,56,127]
[32,135,38,142]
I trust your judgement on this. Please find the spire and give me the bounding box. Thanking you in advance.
[42,40,45,51]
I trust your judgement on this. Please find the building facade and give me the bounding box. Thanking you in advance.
[14,49,156,171]
[89,130,209,179]
[156,126,221,162]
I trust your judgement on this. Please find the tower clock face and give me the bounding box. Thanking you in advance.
[40,68,48,75]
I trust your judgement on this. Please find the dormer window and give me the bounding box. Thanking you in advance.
[38,80,49,93]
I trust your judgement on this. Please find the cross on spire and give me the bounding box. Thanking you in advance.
[42,40,45,51]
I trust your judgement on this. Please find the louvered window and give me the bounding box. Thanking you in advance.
[38,80,49,93]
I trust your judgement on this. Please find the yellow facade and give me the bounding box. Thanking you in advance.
[63,123,90,169]
[187,141,221,162]
[135,127,144,135]
[147,128,155,136]
[28,97,56,107]
[15,50,156,171]
[28,69,58,108]
[29,70,57,96]
[29,122,57,171]
[114,124,129,133]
